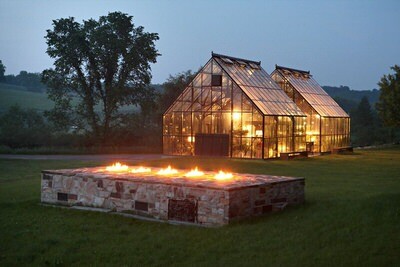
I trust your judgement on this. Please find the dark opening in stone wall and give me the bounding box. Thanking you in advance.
[168,199,197,222]
[135,201,149,211]
[57,192,68,201]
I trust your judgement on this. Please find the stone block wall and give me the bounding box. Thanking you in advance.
[41,169,304,226]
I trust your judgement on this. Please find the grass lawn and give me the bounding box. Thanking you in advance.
[0,147,399,266]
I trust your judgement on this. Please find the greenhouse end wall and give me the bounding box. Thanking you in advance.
[271,69,351,153]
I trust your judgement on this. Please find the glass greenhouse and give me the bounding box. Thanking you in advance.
[271,65,350,153]
[163,53,310,159]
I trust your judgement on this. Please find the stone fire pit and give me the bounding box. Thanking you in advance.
[41,166,305,226]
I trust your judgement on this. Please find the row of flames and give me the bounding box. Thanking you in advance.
[105,162,233,181]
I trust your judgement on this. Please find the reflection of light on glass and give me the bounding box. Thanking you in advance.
[269,148,274,157]
[131,167,151,173]
[244,125,252,137]
[187,136,195,142]
[255,130,263,137]
[185,167,204,177]
[306,131,317,136]
[214,171,233,180]
[233,112,241,121]
[157,165,178,175]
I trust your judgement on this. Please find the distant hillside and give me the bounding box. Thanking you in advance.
[0,84,53,113]
[0,82,29,92]
[0,83,140,114]
[3,71,47,93]
[322,85,380,106]
[152,83,164,93]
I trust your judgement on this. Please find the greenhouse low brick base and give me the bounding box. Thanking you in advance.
[41,167,305,226]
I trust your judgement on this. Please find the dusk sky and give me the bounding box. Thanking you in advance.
[1,0,399,90]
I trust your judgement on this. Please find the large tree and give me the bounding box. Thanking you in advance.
[0,60,5,82]
[42,12,159,144]
[376,65,400,128]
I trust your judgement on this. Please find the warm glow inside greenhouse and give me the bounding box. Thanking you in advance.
[271,65,350,153]
[163,53,350,159]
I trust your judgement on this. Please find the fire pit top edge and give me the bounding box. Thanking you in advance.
[41,167,304,190]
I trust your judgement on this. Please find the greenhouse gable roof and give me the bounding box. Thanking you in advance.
[212,53,305,116]
[274,65,349,118]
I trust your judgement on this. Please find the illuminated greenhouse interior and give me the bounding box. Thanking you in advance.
[271,65,350,153]
[163,52,313,159]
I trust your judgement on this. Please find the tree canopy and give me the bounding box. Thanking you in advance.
[42,12,159,144]
[0,60,5,82]
[0,105,50,148]
[376,65,400,128]
[351,96,375,146]
[4,71,46,92]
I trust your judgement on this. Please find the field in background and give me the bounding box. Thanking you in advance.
[0,146,399,266]
[0,83,53,112]
[0,83,138,114]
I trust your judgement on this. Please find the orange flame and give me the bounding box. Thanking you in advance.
[185,167,204,177]
[106,162,129,172]
[131,166,151,173]
[157,165,178,175]
[214,170,233,180]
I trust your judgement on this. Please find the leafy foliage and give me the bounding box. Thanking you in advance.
[323,85,380,106]
[4,71,46,92]
[0,60,5,82]
[376,65,400,128]
[332,96,358,113]
[351,97,375,146]
[0,105,51,148]
[42,12,159,145]
[0,61,46,91]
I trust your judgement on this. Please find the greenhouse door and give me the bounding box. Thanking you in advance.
[194,134,229,157]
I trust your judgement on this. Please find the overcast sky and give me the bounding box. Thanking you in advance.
[1,0,399,90]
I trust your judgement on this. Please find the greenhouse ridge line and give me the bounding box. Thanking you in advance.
[211,52,261,66]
